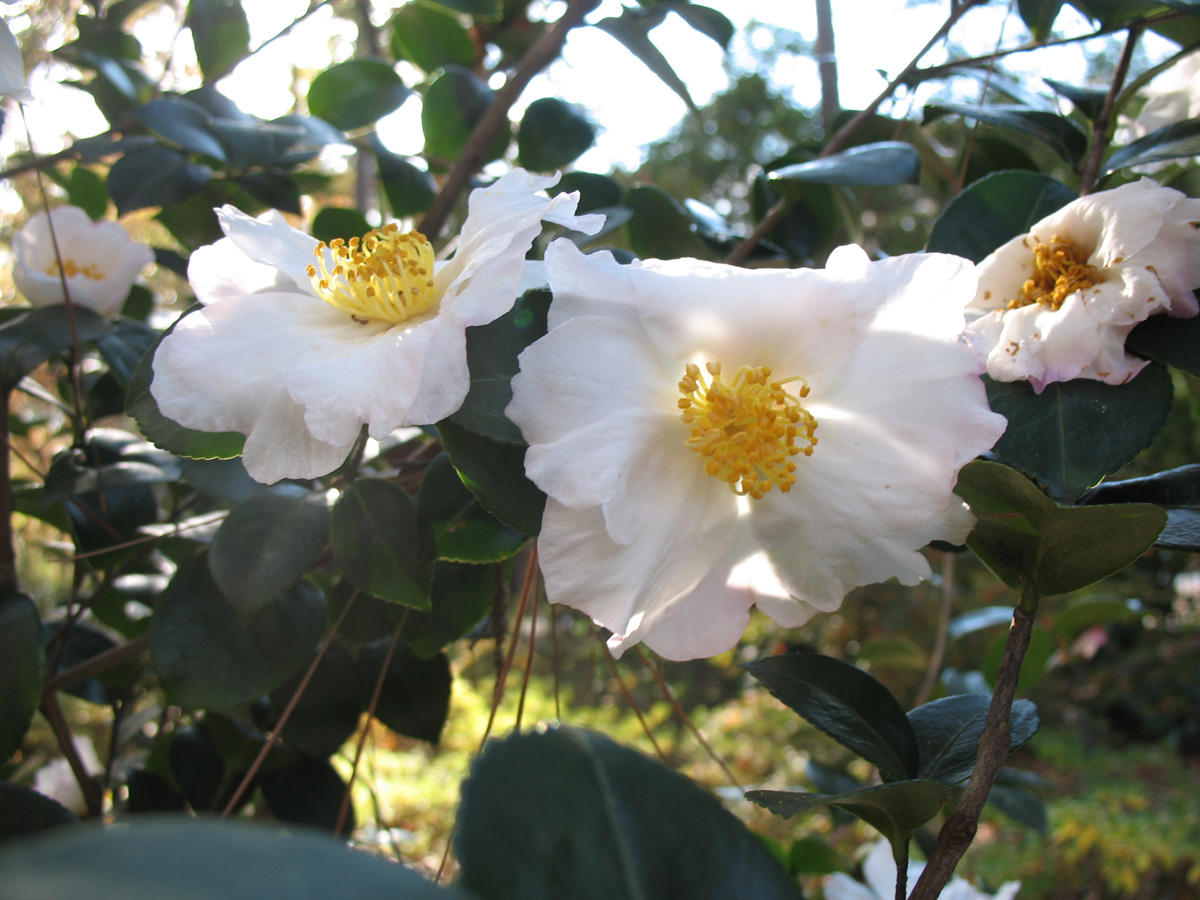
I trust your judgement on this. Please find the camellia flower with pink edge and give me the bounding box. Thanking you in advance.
[150,169,602,484]
[506,240,1006,661]
[12,206,154,318]
[964,179,1200,392]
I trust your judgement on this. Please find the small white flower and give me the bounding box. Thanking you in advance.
[33,735,103,816]
[12,206,154,317]
[0,16,32,104]
[824,839,1020,900]
[965,179,1200,392]
[150,169,602,484]
[506,241,1005,661]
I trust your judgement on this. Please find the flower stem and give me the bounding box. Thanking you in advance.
[1079,22,1143,195]
[907,585,1041,900]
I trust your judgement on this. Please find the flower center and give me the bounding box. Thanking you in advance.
[306,224,437,324]
[45,259,105,281]
[677,361,818,500]
[1006,235,1102,311]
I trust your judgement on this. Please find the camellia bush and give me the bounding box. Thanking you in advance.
[1,0,1198,898]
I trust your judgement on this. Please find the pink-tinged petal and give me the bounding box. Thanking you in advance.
[215,206,318,294]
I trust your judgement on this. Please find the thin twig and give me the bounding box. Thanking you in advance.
[595,631,670,766]
[914,552,955,708]
[514,573,541,731]
[44,633,151,693]
[39,689,104,818]
[1079,23,1143,194]
[549,601,561,721]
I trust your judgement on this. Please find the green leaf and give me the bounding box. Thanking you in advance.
[107,145,213,216]
[1126,311,1200,377]
[187,0,251,82]
[1042,77,1108,121]
[311,206,372,244]
[93,316,157,387]
[924,103,1088,164]
[557,172,624,213]
[209,486,331,617]
[422,66,506,161]
[0,305,109,391]
[1080,464,1200,550]
[308,60,410,132]
[451,288,549,444]
[1107,117,1200,171]
[331,480,433,609]
[127,306,246,460]
[908,693,1039,785]
[927,171,1076,262]
[373,136,436,218]
[268,641,362,759]
[785,835,848,876]
[1050,593,1145,639]
[0,593,43,763]
[517,98,596,172]
[390,1,476,72]
[855,636,928,673]
[1019,0,1066,41]
[418,454,527,563]
[596,8,696,112]
[625,184,712,260]
[0,783,77,843]
[425,0,501,15]
[769,141,920,188]
[65,166,110,220]
[673,5,734,49]
[747,780,952,843]
[0,816,471,899]
[133,97,227,161]
[151,555,327,708]
[742,653,919,780]
[437,418,544,536]
[984,364,1174,502]
[258,757,353,836]
[358,642,451,744]
[237,172,301,215]
[404,560,498,658]
[456,727,803,900]
[955,459,1166,596]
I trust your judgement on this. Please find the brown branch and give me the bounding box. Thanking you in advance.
[39,689,104,818]
[914,552,955,708]
[1079,23,1143,195]
[418,0,601,239]
[44,633,151,693]
[0,391,17,595]
[908,589,1040,900]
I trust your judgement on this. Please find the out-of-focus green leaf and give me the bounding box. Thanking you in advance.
[925,102,1088,164]
[1043,78,1108,121]
[673,5,734,48]
[785,835,848,876]
[65,166,109,220]
[259,757,353,836]
[1051,594,1144,640]
[133,97,227,161]
[358,642,451,744]
[0,783,77,843]
[625,184,712,260]
[308,60,409,132]
[390,1,476,72]
[187,0,251,82]
[948,606,1016,639]
[373,136,436,218]
[1107,117,1200,171]
[331,480,433,609]
[404,560,497,658]
[0,305,108,392]
[596,8,696,112]
[983,626,1056,694]
[93,316,157,387]
[557,172,624,213]
[426,0,501,16]
[1127,312,1200,378]
[107,145,212,216]
[0,593,43,763]
[518,98,596,172]
[1019,0,1066,41]
[311,207,372,244]
[422,66,507,162]
[770,141,920,188]
[237,172,301,215]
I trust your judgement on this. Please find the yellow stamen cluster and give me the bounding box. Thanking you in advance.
[678,361,817,500]
[45,259,105,281]
[1006,235,1102,311]
[306,223,437,324]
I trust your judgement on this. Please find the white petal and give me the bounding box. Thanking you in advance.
[543,240,643,332]
[216,206,318,294]
[862,840,926,900]
[188,236,295,305]
[823,873,880,900]
[0,17,32,103]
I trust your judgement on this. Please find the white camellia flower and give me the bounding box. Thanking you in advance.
[506,240,1005,661]
[964,179,1200,392]
[12,206,154,317]
[1115,51,1200,171]
[0,16,33,103]
[151,169,602,484]
[825,839,1020,900]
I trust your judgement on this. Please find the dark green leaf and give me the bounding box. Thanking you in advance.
[426,0,501,15]
[1043,77,1108,121]
[373,136,436,218]
[209,486,331,617]
[985,364,1174,502]
[1019,0,1066,41]
[311,207,372,244]
[133,97,227,161]
[308,60,410,132]
[127,306,246,460]
[1107,117,1200,171]
[673,5,734,48]
[988,767,1049,833]
[457,727,802,900]
[625,184,712,260]
[956,459,1166,596]
[924,103,1088,164]
[358,642,451,744]
[437,418,544,536]
[107,145,212,216]
[1126,301,1200,376]
[0,783,78,844]
[390,1,476,72]
[331,480,433,609]
[743,653,919,780]
[237,172,301,214]
[422,66,506,161]
[518,98,595,172]
[419,454,527,563]
[770,141,920,188]
[151,555,327,708]
[259,757,353,836]
[404,560,498,658]
[596,8,696,112]
[451,289,549,444]
[41,620,121,705]
[927,171,1076,262]
[908,694,1039,785]
[65,166,109,220]
[187,0,251,82]
[0,593,43,762]
[0,305,108,391]
[0,816,470,899]
[786,835,848,876]
[557,172,624,214]
[93,316,157,387]
[269,641,363,759]
[1081,463,1200,550]
[747,780,952,842]
[1050,594,1144,639]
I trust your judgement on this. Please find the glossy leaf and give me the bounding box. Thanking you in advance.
[452,289,549,444]
[133,97,227,161]
[557,171,624,213]
[984,363,1174,502]
[1043,77,1108,121]
[404,560,498,658]
[308,60,409,132]
[908,693,1039,785]
[456,727,803,900]
[1107,117,1200,171]
[358,642,451,744]
[1126,302,1200,376]
[422,67,507,162]
[107,145,212,216]
[418,454,526,563]
[187,0,250,82]
[93,316,157,387]
[437,418,544,536]
[0,816,470,900]
[0,783,77,843]
[209,486,331,617]
[65,166,109,220]
[390,1,476,72]
[1019,0,1066,41]
[373,136,436,218]
[770,141,920,188]
[151,555,327,708]
[624,184,712,260]
[518,98,596,172]
[1081,464,1200,550]
[311,207,372,244]
[331,480,433,609]
[743,652,919,780]
[0,593,43,763]
[927,170,1076,262]
[0,305,108,391]
[955,460,1166,596]
[237,172,301,215]
[596,8,696,112]
[925,102,1088,163]
[747,780,952,842]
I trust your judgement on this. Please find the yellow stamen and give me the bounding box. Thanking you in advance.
[678,361,817,500]
[45,259,105,281]
[1006,235,1102,311]
[306,223,438,324]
